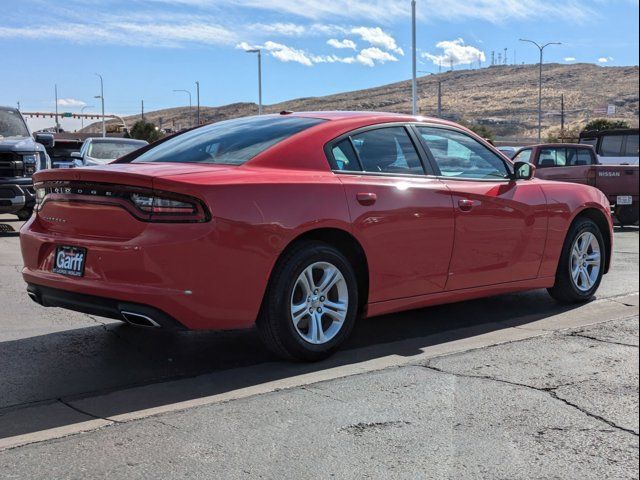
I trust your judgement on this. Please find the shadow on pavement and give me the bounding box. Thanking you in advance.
[0,288,585,439]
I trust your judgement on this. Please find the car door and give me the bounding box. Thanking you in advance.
[327,125,455,302]
[534,146,592,184]
[414,125,548,291]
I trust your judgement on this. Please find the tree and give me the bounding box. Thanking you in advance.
[130,120,163,143]
[466,123,496,141]
[583,118,630,132]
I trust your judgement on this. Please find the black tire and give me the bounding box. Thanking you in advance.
[16,208,32,221]
[615,203,639,227]
[257,240,359,362]
[547,217,605,304]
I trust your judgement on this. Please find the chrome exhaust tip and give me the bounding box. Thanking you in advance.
[27,290,40,303]
[121,311,161,328]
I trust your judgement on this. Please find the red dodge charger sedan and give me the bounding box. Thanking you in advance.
[20,112,613,360]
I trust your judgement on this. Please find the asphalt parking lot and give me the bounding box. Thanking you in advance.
[0,214,638,478]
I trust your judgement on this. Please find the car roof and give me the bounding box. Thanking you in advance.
[279,110,461,127]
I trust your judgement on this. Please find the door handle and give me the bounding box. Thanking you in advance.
[458,199,479,211]
[356,192,377,206]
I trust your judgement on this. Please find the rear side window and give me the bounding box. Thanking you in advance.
[624,134,639,157]
[132,116,325,165]
[350,127,424,175]
[576,149,594,165]
[600,135,624,157]
[330,139,360,171]
[538,148,566,168]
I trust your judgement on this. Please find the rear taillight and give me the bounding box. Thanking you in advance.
[131,194,199,216]
[35,181,210,223]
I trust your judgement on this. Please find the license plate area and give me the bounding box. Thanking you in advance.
[617,195,633,206]
[52,246,87,277]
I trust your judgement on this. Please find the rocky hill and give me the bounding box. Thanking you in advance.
[83,63,639,140]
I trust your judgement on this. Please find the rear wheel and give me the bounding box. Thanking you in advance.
[257,241,358,361]
[615,203,639,226]
[547,218,605,303]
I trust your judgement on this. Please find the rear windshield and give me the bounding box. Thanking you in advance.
[89,141,146,160]
[131,116,325,165]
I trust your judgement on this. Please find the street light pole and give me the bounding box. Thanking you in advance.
[172,89,192,127]
[54,84,59,132]
[519,39,561,142]
[246,49,263,114]
[411,0,417,115]
[94,73,105,137]
[80,105,94,130]
[195,81,200,125]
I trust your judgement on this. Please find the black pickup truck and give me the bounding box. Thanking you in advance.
[0,106,53,219]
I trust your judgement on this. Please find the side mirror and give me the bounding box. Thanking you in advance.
[70,152,82,159]
[513,161,536,181]
[35,133,55,148]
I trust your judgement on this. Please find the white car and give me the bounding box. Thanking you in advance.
[580,129,639,165]
[73,137,148,166]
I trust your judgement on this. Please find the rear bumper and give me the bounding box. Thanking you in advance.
[0,180,34,214]
[27,283,186,330]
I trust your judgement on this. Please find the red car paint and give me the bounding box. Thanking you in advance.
[20,112,613,330]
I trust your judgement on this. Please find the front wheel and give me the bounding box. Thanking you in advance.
[547,218,605,303]
[257,241,359,361]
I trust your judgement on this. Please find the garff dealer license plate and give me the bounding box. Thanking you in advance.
[53,246,87,277]
[617,195,633,206]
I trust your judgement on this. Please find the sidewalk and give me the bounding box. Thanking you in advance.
[1,315,637,479]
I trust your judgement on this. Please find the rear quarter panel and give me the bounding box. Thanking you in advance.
[155,168,353,328]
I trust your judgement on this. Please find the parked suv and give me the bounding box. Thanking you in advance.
[0,106,53,219]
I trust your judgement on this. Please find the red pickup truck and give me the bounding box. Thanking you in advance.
[513,143,639,225]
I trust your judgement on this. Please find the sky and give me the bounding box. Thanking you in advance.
[1,0,638,131]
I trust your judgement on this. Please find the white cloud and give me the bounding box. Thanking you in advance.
[597,56,614,63]
[327,38,357,50]
[422,38,485,67]
[355,47,398,67]
[57,98,86,107]
[263,41,314,66]
[564,56,577,62]
[249,23,307,36]
[351,27,404,55]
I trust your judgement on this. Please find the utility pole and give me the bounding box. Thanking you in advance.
[519,39,562,142]
[16,101,20,111]
[504,48,508,65]
[560,93,565,137]
[246,49,263,114]
[491,51,495,66]
[141,100,144,121]
[411,0,417,115]
[54,84,59,132]
[437,81,443,118]
[195,81,200,124]
[95,73,105,137]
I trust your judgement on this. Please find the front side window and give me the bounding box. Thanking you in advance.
[417,127,510,179]
[350,127,424,175]
[0,109,29,138]
[132,116,325,165]
[513,149,532,163]
[600,135,624,157]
